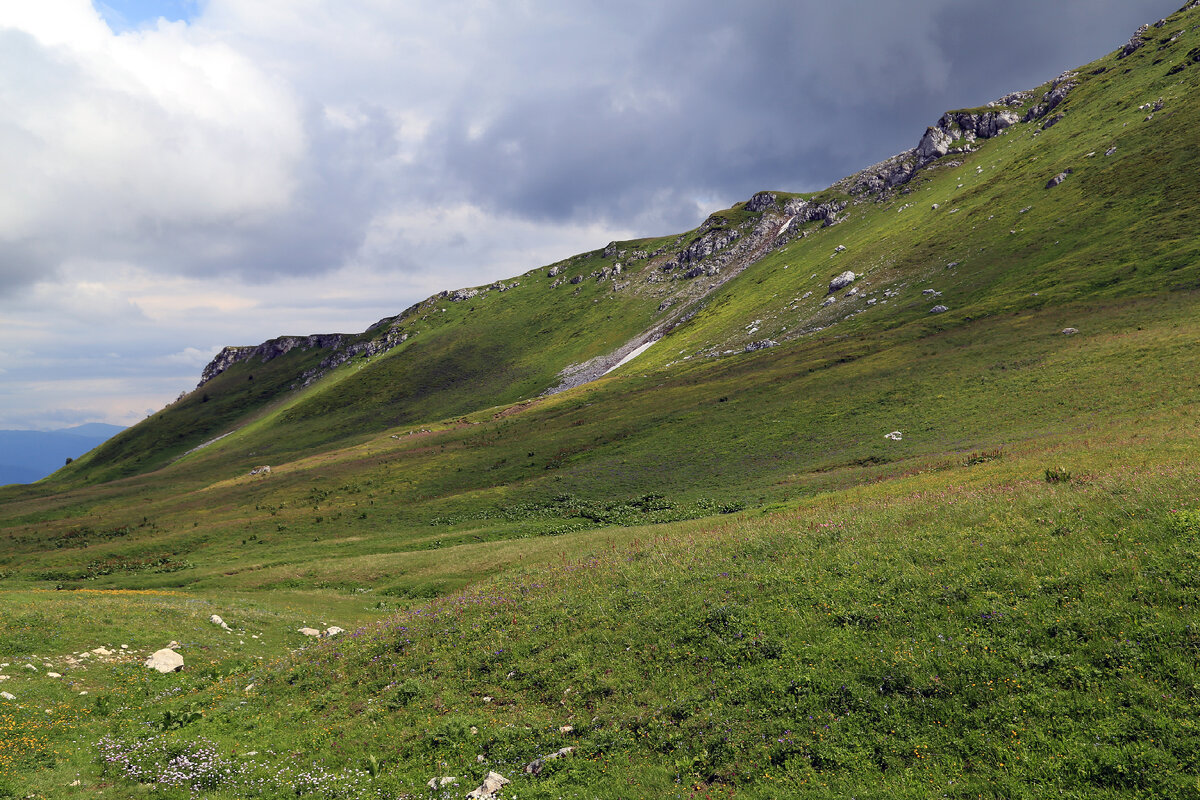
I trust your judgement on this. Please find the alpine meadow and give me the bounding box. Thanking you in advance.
[3,4,1200,799]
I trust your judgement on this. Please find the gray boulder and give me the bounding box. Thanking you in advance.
[1046,171,1071,189]
[930,305,949,314]
[828,271,856,293]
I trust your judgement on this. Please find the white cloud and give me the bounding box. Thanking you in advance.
[0,0,303,253]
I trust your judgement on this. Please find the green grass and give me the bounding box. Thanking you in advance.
[3,6,1200,798]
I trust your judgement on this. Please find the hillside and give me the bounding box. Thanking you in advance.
[2,4,1200,798]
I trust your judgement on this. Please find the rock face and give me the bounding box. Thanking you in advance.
[1023,72,1078,123]
[145,649,184,674]
[828,271,856,293]
[744,191,777,212]
[1120,24,1150,58]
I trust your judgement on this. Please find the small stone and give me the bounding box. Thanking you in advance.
[834,245,846,253]
[884,431,903,441]
[931,203,940,210]
[559,725,574,734]
[47,672,61,678]
[0,692,14,701]
[297,628,321,637]
[1061,327,1079,335]
[930,305,949,314]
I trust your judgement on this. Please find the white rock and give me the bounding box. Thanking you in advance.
[298,627,321,637]
[466,771,510,800]
[884,431,903,441]
[0,676,7,681]
[324,626,345,637]
[47,672,62,678]
[145,649,184,674]
[24,664,37,671]
[91,648,112,656]
[0,692,14,701]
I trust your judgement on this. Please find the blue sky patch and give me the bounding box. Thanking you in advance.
[95,0,200,32]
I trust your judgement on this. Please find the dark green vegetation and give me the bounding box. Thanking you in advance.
[2,7,1200,798]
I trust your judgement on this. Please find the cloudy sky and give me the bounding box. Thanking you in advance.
[0,0,1179,429]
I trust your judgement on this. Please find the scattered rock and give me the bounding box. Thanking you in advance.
[450,288,479,302]
[91,647,113,657]
[834,245,846,253]
[0,692,14,701]
[569,275,583,285]
[828,271,856,293]
[744,340,778,353]
[297,628,321,637]
[922,289,942,297]
[547,266,561,278]
[248,465,271,476]
[47,672,61,678]
[1105,146,1118,156]
[466,770,510,799]
[427,777,458,790]
[930,305,949,314]
[324,627,345,637]
[1120,24,1150,59]
[525,747,575,777]
[559,725,574,734]
[884,431,903,441]
[820,296,836,308]
[1062,327,1079,335]
[145,649,184,674]
[210,614,231,630]
[931,204,939,210]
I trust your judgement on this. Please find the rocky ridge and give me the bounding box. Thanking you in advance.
[197,5,1191,401]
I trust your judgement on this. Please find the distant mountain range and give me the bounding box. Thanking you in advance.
[0,423,126,485]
